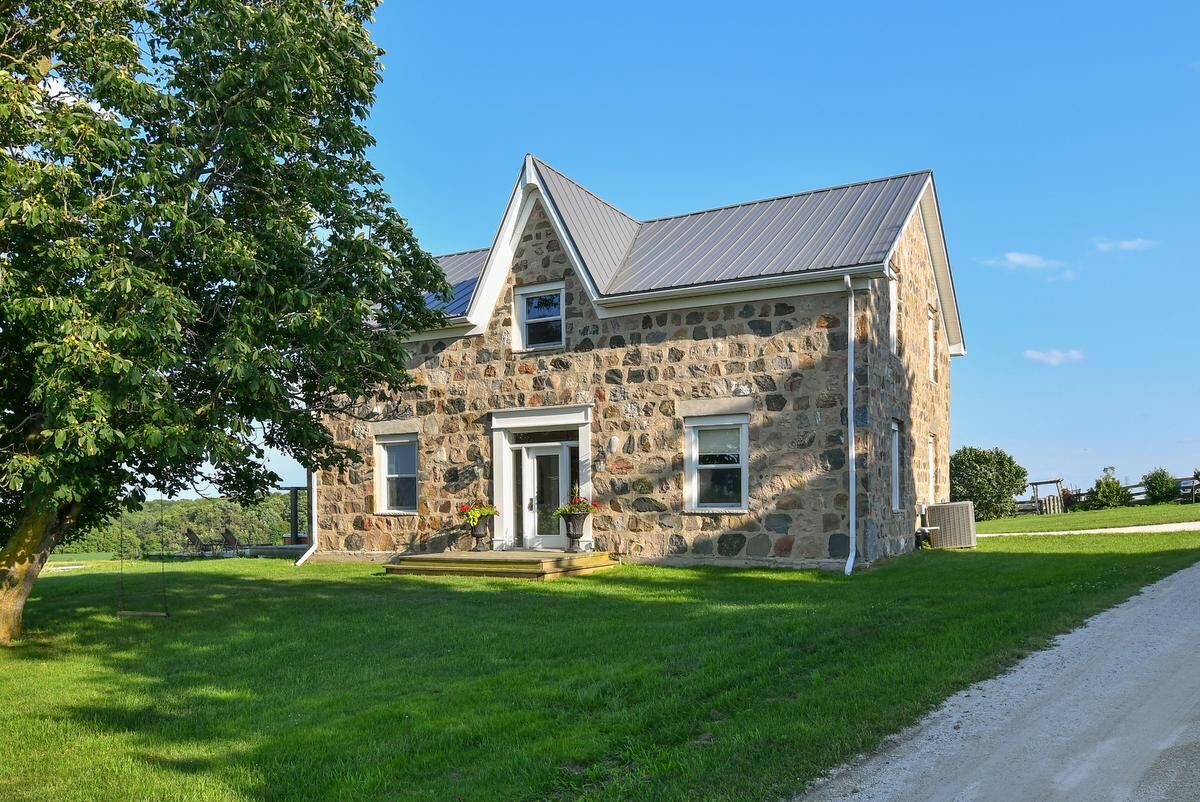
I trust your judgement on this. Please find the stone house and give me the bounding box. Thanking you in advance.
[313,155,965,570]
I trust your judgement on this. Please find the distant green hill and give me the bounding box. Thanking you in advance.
[58,493,308,556]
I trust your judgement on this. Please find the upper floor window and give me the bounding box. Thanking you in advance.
[514,282,565,350]
[927,307,938,383]
[684,414,749,512]
[376,434,418,513]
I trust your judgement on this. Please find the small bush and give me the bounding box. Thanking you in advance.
[1061,486,1080,512]
[949,446,1029,520]
[1141,467,1179,505]
[1080,467,1134,510]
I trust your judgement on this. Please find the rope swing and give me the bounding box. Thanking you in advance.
[116,497,170,619]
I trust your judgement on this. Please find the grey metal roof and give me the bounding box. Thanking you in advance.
[609,171,930,294]
[429,247,488,316]
[432,159,931,307]
[531,159,640,290]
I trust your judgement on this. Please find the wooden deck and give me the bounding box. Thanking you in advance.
[384,549,618,580]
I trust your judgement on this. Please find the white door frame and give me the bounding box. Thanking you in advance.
[491,404,592,551]
[520,444,569,549]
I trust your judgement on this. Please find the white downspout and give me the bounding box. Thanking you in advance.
[844,275,857,576]
[295,469,319,566]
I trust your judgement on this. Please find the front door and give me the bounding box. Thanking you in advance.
[521,445,567,549]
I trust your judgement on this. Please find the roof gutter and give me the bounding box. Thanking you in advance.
[598,262,888,308]
[844,274,858,576]
[407,263,887,341]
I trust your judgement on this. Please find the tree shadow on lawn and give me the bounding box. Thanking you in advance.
[8,543,1200,802]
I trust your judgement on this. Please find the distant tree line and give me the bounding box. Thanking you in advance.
[950,447,1197,521]
[56,493,307,557]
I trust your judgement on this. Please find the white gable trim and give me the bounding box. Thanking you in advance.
[416,155,603,339]
[883,177,966,357]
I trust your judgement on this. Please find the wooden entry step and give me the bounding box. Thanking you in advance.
[384,549,618,581]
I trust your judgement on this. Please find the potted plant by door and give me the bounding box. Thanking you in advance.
[553,490,599,553]
[456,503,498,552]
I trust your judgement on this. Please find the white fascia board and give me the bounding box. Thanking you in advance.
[593,268,878,318]
[406,319,475,342]
[920,179,966,356]
[885,179,966,358]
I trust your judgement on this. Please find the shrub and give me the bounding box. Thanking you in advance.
[949,446,1029,521]
[1080,467,1134,510]
[1141,468,1179,505]
[1061,486,1080,512]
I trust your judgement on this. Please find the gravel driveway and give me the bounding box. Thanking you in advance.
[980,522,1200,538]
[801,561,1200,802]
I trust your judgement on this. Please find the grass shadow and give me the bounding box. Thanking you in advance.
[3,533,1200,801]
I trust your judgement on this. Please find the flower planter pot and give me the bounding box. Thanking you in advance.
[560,512,588,553]
[471,519,490,552]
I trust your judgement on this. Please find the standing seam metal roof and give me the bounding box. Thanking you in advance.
[431,159,932,311]
[427,247,488,316]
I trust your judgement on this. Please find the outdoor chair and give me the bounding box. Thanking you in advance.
[220,527,246,554]
[220,527,276,554]
[183,527,222,556]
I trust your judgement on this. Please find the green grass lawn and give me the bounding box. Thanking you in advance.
[4,533,1200,801]
[977,503,1200,534]
[47,551,115,562]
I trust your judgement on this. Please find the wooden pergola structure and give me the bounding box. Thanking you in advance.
[1028,479,1065,514]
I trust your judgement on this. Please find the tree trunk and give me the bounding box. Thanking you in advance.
[0,502,81,645]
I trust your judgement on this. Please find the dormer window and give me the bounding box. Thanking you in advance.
[514,281,565,350]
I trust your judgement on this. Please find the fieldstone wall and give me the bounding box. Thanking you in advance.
[316,200,949,566]
[861,204,952,559]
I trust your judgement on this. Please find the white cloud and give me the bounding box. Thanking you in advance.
[1094,237,1159,252]
[1023,349,1085,367]
[984,251,1063,269]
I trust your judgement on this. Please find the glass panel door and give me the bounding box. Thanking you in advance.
[520,445,567,548]
[533,451,561,539]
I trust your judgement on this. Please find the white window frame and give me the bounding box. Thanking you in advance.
[927,306,938,383]
[684,413,750,513]
[928,433,937,502]
[374,433,418,514]
[513,280,565,352]
[888,277,899,355]
[891,421,902,512]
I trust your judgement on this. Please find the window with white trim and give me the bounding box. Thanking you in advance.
[888,277,899,355]
[685,415,749,511]
[514,282,564,350]
[377,435,418,512]
[927,433,937,502]
[927,307,938,383]
[890,421,902,512]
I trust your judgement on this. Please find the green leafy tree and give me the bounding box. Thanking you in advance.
[1140,467,1178,506]
[1080,467,1134,510]
[0,1,448,643]
[949,446,1029,521]
[58,493,307,556]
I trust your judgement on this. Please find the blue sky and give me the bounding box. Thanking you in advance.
[265,0,1199,492]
